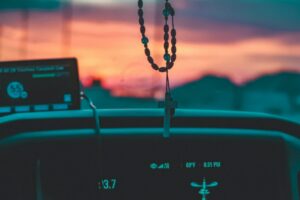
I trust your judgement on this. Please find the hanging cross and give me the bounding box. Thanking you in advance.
[158,92,177,138]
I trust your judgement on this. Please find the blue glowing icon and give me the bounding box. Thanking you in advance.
[158,163,170,169]
[7,81,28,99]
[191,178,218,200]
[64,94,72,102]
[150,163,158,170]
[150,162,170,170]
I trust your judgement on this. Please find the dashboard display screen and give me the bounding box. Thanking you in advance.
[0,135,289,200]
[93,136,288,200]
[0,58,80,115]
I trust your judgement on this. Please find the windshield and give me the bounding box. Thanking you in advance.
[0,0,299,119]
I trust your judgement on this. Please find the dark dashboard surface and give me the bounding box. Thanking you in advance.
[0,109,299,200]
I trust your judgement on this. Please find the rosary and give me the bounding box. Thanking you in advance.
[138,0,177,137]
[138,0,177,73]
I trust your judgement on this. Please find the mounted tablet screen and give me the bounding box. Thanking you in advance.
[0,58,80,115]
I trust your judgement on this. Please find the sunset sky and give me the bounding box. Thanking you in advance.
[0,0,299,97]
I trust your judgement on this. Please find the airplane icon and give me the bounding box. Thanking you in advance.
[191,178,218,200]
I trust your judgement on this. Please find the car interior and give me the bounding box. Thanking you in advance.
[0,0,300,200]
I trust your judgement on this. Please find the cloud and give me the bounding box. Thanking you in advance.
[177,0,300,31]
[0,2,299,96]
[1,2,300,44]
[70,3,300,45]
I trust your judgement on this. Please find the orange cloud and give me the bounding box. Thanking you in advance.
[0,9,300,97]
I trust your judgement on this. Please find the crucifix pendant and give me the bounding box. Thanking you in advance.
[158,92,177,137]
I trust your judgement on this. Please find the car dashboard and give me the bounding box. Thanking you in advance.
[0,109,300,200]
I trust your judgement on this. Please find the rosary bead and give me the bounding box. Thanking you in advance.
[171,38,176,45]
[164,55,171,63]
[167,62,174,69]
[145,48,150,56]
[171,54,176,62]
[151,64,159,70]
[147,56,154,64]
[138,9,143,16]
[138,0,143,8]
[141,36,149,45]
[170,7,175,16]
[163,9,170,17]
[164,53,171,62]
[164,42,169,49]
[171,46,176,53]
[164,24,169,32]
[159,67,167,72]
[139,17,144,25]
[164,33,169,41]
[171,29,176,37]
[140,26,146,34]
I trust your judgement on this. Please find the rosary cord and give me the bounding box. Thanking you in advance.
[165,67,170,94]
